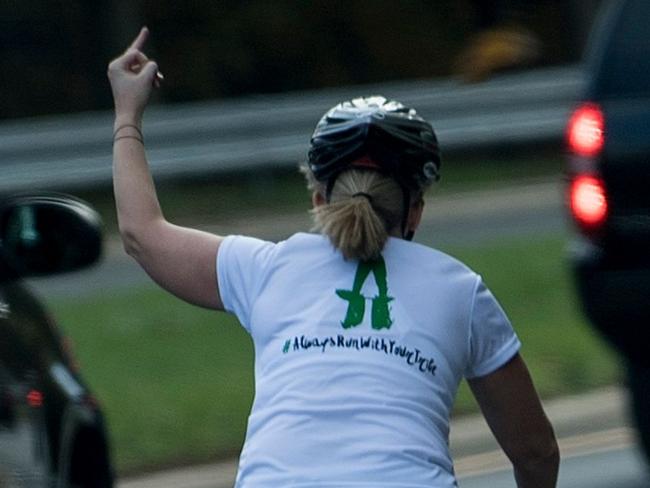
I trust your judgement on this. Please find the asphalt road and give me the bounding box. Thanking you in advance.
[27,179,566,299]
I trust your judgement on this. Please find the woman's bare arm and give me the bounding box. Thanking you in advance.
[108,27,224,310]
[468,353,560,487]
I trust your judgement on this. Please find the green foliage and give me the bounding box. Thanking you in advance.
[142,0,470,101]
[1,1,577,118]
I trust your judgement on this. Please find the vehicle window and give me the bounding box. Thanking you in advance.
[596,0,650,98]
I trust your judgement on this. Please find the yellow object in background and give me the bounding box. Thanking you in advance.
[453,24,542,83]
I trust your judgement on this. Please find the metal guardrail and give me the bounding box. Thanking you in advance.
[0,64,585,193]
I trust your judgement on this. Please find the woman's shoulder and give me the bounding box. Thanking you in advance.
[222,233,319,252]
[279,233,477,274]
[277,232,332,252]
[385,237,479,279]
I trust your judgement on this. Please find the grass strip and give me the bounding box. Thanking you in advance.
[73,153,564,236]
[47,232,620,474]
[446,235,621,415]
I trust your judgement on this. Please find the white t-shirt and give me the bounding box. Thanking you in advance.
[217,232,520,488]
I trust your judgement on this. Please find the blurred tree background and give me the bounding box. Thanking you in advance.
[1,0,591,120]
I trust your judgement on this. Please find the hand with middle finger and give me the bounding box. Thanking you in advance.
[107,27,163,120]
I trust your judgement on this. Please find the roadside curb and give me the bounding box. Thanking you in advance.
[450,385,628,457]
[117,385,628,488]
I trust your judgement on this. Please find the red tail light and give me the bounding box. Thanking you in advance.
[27,389,44,408]
[567,103,605,157]
[570,175,608,229]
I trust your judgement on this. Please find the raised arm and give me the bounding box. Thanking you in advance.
[107,27,224,310]
[468,353,560,488]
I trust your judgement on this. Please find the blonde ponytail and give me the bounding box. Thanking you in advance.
[308,169,405,261]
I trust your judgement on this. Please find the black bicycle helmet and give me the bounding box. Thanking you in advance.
[308,96,441,194]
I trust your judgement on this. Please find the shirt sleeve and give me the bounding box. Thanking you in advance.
[464,276,521,379]
[216,235,277,332]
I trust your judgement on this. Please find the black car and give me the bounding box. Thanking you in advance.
[0,194,113,486]
[565,0,650,460]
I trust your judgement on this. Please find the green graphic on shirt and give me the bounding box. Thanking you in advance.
[336,256,393,330]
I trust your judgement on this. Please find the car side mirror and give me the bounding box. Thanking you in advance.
[0,194,102,278]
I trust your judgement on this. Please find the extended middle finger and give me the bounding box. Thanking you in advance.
[128,26,149,52]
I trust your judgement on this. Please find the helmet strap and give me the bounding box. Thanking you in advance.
[401,186,414,241]
[324,173,339,203]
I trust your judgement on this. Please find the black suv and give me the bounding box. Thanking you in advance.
[566,0,650,460]
[0,194,113,486]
